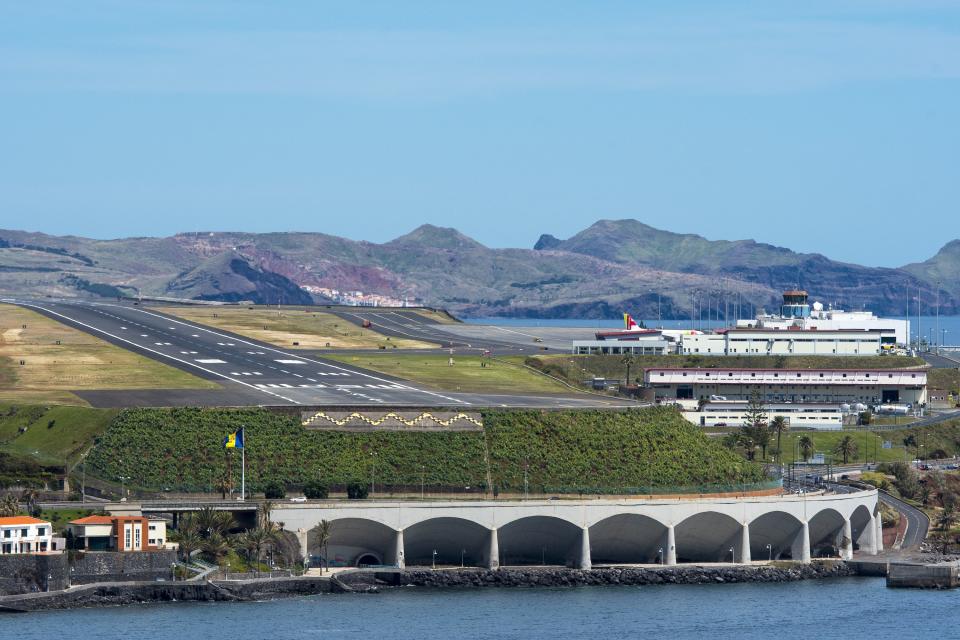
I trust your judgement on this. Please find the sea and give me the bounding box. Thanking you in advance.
[12,579,960,640]
[468,315,960,345]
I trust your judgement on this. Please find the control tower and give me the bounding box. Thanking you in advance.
[780,290,811,318]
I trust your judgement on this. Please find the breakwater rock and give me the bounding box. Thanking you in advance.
[350,562,855,590]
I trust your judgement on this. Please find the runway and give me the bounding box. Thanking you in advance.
[8,299,637,409]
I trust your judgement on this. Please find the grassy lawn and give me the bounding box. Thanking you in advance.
[324,354,574,394]
[412,308,460,324]
[40,508,98,534]
[159,305,437,350]
[0,405,118,465]
[0,303,218,405]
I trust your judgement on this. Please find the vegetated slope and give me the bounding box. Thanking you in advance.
[484,407,767,493]
[0,405,118,467]
[84,406,766,494]
[1,221,956,318]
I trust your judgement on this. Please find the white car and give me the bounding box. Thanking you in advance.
[289,496,307,502]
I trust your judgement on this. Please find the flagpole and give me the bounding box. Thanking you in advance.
[241,444,246,501]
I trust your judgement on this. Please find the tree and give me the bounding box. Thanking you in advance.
[620,354,636,388]
[202,532,231,568]
[738,390,770,460]
[264,482,286,499]
[309,519,332,574]
[303,480,329,500]
[0,494,20,517]
[173,527,201,562]
[834,436,858,464]
[257,501,275,529]
[799,436,815,462]
[21,489,40,518]
[770,416,788,461]
[194,507,235,538]
[346,481,369,500]
[241,526,279,576]
[937,503,957,532]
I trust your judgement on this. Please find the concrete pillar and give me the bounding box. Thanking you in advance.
[739,523,751,564]
[296,528,308,561]
[578,526,592,570]
[791,521,811,563]
[487,528,500,570]
[863,515,878,555]
[875,512,884,552]
[841,518,853,560]
[666,524,677,565]
[394,529,405,569]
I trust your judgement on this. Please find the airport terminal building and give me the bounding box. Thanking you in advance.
[644,367,928,406]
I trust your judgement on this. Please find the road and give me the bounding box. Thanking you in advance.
[9,298,637,409]
[878,491,929,549]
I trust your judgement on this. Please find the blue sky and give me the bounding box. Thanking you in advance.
[1,1,958,267]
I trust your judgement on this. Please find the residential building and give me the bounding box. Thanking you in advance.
[67,515,167,552]
[0,516,62,555]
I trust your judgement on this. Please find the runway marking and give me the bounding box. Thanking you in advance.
[180,351,198,355]
[102,304,468,405]
[195,358,227,364]
[12,302,300,405]
[275,359,305,364]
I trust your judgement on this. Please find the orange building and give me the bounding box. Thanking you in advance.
[67,515,167,552]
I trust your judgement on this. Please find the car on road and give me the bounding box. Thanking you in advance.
[289,496,307,503]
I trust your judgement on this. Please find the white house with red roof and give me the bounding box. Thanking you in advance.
[0,516,63,555]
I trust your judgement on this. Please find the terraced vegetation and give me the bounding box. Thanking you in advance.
[528,354,927,387]
[0,303,218,405]
[83,406,767,495]
[0,405,118,465]
[158,305,436,350]
[325,354,572,394]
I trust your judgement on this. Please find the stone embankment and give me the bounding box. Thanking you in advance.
[1,563,855,612]
[347,562,855,590]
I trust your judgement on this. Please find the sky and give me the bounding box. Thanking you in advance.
[1,1,958,267]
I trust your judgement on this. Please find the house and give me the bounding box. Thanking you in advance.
[0,516,63,554]
[67,515,168,552]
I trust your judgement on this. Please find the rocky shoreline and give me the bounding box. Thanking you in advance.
[1,562,859,613]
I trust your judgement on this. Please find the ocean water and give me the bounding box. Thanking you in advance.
[12,579,960,640]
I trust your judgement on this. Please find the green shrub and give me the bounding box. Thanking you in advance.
[303,480,328,500]
[263,481,286,499]
[346,481,369,500]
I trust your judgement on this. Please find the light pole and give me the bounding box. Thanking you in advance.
[658,547,664,565]
[766,543,772,562]
[461,548,466,568]
[729,547,735,563]
[370,452,377,497]
[420,464,426,500]
[432,549,437,570]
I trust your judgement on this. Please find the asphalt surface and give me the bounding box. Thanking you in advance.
[921,352,960,368]
[879,490,929,549]
[8,298,638,409]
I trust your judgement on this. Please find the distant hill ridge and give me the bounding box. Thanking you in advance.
[0,220,956,318]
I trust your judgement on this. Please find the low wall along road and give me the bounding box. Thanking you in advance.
[266,488,880,570]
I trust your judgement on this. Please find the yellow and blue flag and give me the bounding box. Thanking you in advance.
[223,428,245,449]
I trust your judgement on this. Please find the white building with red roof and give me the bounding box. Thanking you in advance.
[0,516,63,555]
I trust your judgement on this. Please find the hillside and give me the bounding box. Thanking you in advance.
[0,221,956,319]
[82,407,767,495]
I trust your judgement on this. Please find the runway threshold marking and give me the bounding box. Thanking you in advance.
[100,303,469,406]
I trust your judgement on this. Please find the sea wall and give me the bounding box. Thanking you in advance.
[0,554,69,596]
[70,550,178,585]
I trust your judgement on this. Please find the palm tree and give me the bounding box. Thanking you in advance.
[937,503,957,532]
[0,494,20,517]
[620,354,636,388]
[799,436,815,462]
[202,532,231,569]
[834,436,858,464]
[257,501,274,529]
[21,489,40,517]
[241,526,279,576]
[770,416,788,461]
[194,507,235,538]
[309,520,332,574]
[172,527,202,562]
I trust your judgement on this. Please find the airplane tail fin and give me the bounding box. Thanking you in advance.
[624,313,639,330]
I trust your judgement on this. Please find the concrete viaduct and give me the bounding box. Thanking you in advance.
[262,488,881,569]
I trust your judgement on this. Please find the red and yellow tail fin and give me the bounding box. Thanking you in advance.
[624,313,638,330]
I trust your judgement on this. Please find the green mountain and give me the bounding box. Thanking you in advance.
[0,221,956,319]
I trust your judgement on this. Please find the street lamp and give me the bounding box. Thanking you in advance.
[766,543,772,562]
[420,464,426,500]
[461,548,466,568]
[729,547,735,563]
[658,547,664,565]
[432,549,438,570]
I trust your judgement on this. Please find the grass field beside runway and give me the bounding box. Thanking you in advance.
[324,353,573,394]
[159,306,437,350]
[0,304,219,405]
[0,404,118,465]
